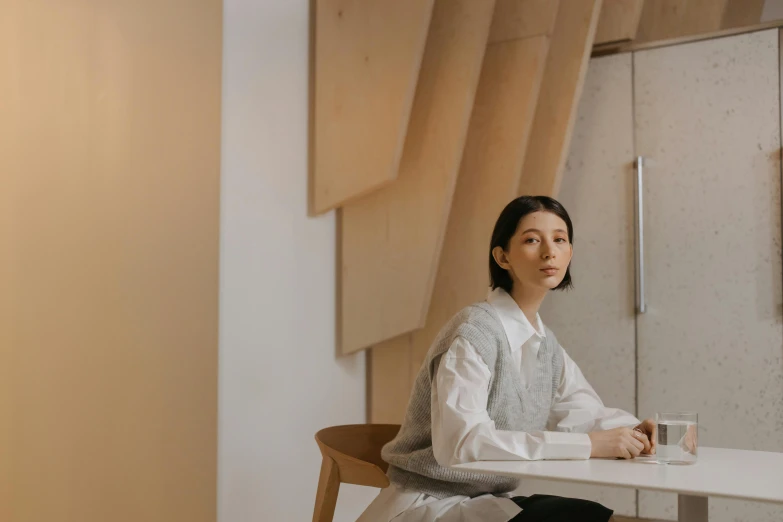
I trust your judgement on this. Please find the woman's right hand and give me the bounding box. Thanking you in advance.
[588,427,647,459]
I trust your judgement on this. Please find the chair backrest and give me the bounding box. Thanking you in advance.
[314,423,400,488]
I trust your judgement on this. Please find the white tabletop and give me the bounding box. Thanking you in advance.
[451,447,783,504]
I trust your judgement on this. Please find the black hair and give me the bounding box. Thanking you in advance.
[489,195,574,293]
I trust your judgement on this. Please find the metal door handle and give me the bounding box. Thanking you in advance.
[635,156,646,314]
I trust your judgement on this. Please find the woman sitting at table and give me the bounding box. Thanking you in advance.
[357,196,656,522]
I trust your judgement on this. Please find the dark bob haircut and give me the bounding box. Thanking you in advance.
[489,195,574,293]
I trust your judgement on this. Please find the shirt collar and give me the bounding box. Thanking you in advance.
[486,287,545,352]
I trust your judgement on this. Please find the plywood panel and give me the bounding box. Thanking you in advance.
[0,6,11,513]
[636,0,729,43]
[371,34,550,423]
[0,10,10,510]
[599,19,783,55]
[312,0,435,214]
[488,0,559,43]
[594,0,644,44]
[340,0,496,355]
[369,336,415,424]
[522,53,637,518]
[634,30,783,522]
[519,0,603,197]
[762,0,783,22]
[0,1,221,521]
[721,0,765,28]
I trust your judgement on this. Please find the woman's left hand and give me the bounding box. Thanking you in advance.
[633,418,656,455]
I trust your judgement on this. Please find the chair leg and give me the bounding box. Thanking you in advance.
[313,455,340,522]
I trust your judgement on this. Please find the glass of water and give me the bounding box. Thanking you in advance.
[656,412,698,465]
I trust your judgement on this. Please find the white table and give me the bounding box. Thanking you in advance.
[451,447,783,522]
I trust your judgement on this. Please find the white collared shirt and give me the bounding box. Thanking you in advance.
[357,287,639,522]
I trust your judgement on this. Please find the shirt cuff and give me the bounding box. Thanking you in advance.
[595,412,641,431]
[541,432,592,460]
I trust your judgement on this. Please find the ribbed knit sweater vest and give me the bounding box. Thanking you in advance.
[382,302,564,499]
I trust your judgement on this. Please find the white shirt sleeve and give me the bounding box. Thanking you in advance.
[548,346,640,433]
[431,337,592,467]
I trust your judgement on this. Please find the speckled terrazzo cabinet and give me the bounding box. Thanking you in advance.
[537,29,783,522]
[635,29,783,522]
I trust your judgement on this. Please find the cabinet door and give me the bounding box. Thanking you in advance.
[530,52,638,518]
[0,2,221,521]
[635,29,783,522]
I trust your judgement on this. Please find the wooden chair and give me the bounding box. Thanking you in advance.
[312,423,400,522]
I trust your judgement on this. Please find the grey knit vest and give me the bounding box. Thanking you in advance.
[381,301,564,499]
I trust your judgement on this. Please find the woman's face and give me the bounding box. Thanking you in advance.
[492,210,573,292]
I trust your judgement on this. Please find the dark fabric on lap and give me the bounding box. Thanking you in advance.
[508,494,614,522]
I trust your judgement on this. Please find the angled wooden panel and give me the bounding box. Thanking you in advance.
[312,0,435,214]
[519,0,603,197]
[594,0,644,44]
[371,34,550,423]
[340,0,496,355]
[636,0,729,43]
[488,0,559,43]
[721,0,765,28]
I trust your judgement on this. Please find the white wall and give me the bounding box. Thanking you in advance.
[219,1,378,520]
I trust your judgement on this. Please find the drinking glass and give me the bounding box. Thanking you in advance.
[656,412,698,465]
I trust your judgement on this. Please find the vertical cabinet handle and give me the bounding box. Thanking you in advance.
[635,156,646,314]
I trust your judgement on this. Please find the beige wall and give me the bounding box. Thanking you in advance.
[0,2,222,521]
